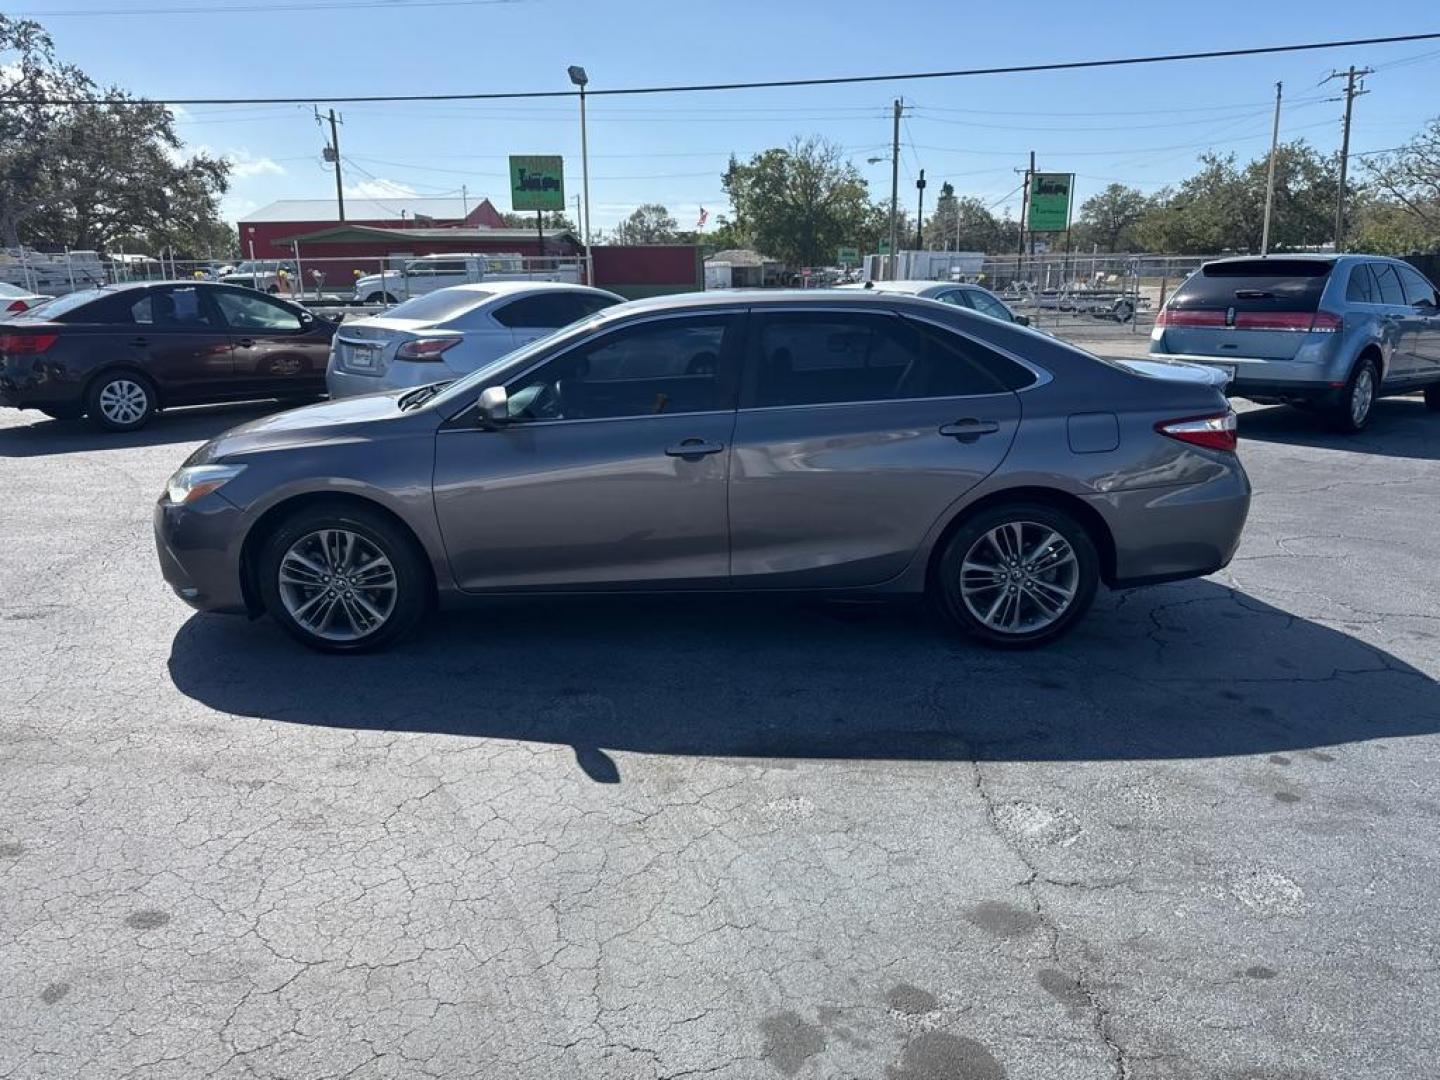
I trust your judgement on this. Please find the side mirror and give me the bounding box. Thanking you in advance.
[477,385,509,428]
[298,310,315,324]
[1014,314,1030,326]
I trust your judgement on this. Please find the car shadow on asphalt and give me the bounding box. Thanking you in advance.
[1238,397,1440,460]
[167,579,1440,782]
[0,401,294,457]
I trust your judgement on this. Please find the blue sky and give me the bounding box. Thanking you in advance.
[17,0,1440,233]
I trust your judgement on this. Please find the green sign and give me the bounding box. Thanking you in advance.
[1027,172,1074,232]
[837,246,860,266]
[877,240,891,255]
[508,155,565,212]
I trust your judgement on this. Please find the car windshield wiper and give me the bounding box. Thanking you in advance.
[398,382,453,410]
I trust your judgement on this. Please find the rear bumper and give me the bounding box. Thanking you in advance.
[327,363,456,400]
[1093,459,1252,588]
[154,496,250,614]
[0,363,82,410]
[1148,350,1345,398]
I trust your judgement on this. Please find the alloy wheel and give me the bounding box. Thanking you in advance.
[276,529,398,642]
[1351,366,1375,427]
[98,379,149,426]
[958,521,1080,635]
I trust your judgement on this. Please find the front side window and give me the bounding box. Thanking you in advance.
[967,290,1015,322]
[503,315,737,422]
[133,286,216,328]
[1396,264,1438,307]
[212,290,302,331]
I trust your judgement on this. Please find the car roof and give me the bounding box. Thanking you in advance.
[444,280,616,297]
[836,279,953,294]
[595,288,963,321]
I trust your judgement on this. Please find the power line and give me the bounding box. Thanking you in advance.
[13,0,520,14]
[6,31,1439,106]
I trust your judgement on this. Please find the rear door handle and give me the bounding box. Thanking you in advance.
[938,419,1001,441]
[665,438,725,458]
[129,336,148,347]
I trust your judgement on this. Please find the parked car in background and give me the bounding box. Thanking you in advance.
[352,253,583,305]
[220,261,296,295]
[327,281,623,399]
[158,290,1249,653]
[1150,254,1440,431]
[0,282,54,316]
[0,281,335,431]
[842,279,1038,327]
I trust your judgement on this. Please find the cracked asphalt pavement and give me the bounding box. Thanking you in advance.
[1,393,1437,1080]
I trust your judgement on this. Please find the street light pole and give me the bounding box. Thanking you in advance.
[914,169,926,251]
[1260,81,1282,256]
[568,65,594,286]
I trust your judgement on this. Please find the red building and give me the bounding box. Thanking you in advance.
[238,196,507,262]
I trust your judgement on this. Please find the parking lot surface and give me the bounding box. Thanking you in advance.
[1,393,1437,1080]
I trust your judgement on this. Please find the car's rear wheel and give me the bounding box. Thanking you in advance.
[1327,356,1378,433]
[257,503,430,653]
[935,503,1099,648]
[86,371,156,432]
[1424,384,1440,411]
[364,292,399,305]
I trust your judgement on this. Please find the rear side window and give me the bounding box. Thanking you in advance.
[493,293,600,330]
[1169,259,1332,313]
[387,289,492,323]
[1396,264,1439,306]
[966,289,1016,323]
[1370,263,1406,305]
[1345,264,1376,303]
[914,322,1035,392]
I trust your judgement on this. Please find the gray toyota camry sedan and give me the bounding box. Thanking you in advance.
[155,290,1250,653]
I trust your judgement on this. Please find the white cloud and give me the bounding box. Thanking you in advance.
[344,178,419,199]
[225,149,285,179]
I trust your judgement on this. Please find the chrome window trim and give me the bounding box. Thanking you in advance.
[438,406,736,434]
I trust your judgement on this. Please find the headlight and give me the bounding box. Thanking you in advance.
[165,463,245,505]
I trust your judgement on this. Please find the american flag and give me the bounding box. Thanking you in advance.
[696,207,709,229]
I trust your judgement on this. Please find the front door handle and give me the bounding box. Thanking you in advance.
[129,336,148,348]
[665,438,725,458]
[938,418,1001,441]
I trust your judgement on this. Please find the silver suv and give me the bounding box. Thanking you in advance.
[1149,254,1440,431]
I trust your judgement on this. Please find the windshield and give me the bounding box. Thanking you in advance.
[423,316,607,413]
[384,289,492,323]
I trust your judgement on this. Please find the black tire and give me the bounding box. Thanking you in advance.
[934,502,1100,649]
[85,370,157,432]
[1424,384,1440,411]
[38,404,81,421]
[256,502,431,654]
[364,292,398,305]
[1326,355,1379,433]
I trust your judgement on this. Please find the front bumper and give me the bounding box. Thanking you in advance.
[154,495,250,614]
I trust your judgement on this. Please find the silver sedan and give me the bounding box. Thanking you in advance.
[326,281,622,398]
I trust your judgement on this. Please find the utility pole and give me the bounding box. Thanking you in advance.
[1260,81,1283,256]
[317,107,345,222]
[914,169,926,251]
[1325,65,1371,252]
[461,184,468,218]
[1027,150,1037,257]
[1016,156,1032,264]
[889,98,902,280]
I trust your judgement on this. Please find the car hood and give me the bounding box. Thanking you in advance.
[185,391,436,465]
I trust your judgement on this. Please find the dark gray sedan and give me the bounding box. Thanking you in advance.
[155,290,1250,652]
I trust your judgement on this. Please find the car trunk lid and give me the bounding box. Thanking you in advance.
[1157,259,1335,361]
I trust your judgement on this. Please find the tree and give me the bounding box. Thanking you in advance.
[1135,143,1339,254]
[923,183,1019,252]
[721,137,873,266]
[607,203,679,245]
[0,16,231,253]
[1076,184,1149,251]
[498,211,576,231]
[1358,118,1440,252]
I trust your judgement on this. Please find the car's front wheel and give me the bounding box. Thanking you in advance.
[364,292,399,305]
[257,504,430,653]
[934,503,1100,648]
[86,371,157,431]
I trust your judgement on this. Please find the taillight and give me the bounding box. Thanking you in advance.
[1156,308,1225,327]
[1156,410,1238,452]
[1232,310,1341,332]
[395,338,460,361]
[5,299,27,313]
[0,332,58,354]
[1308,310,1343,333]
